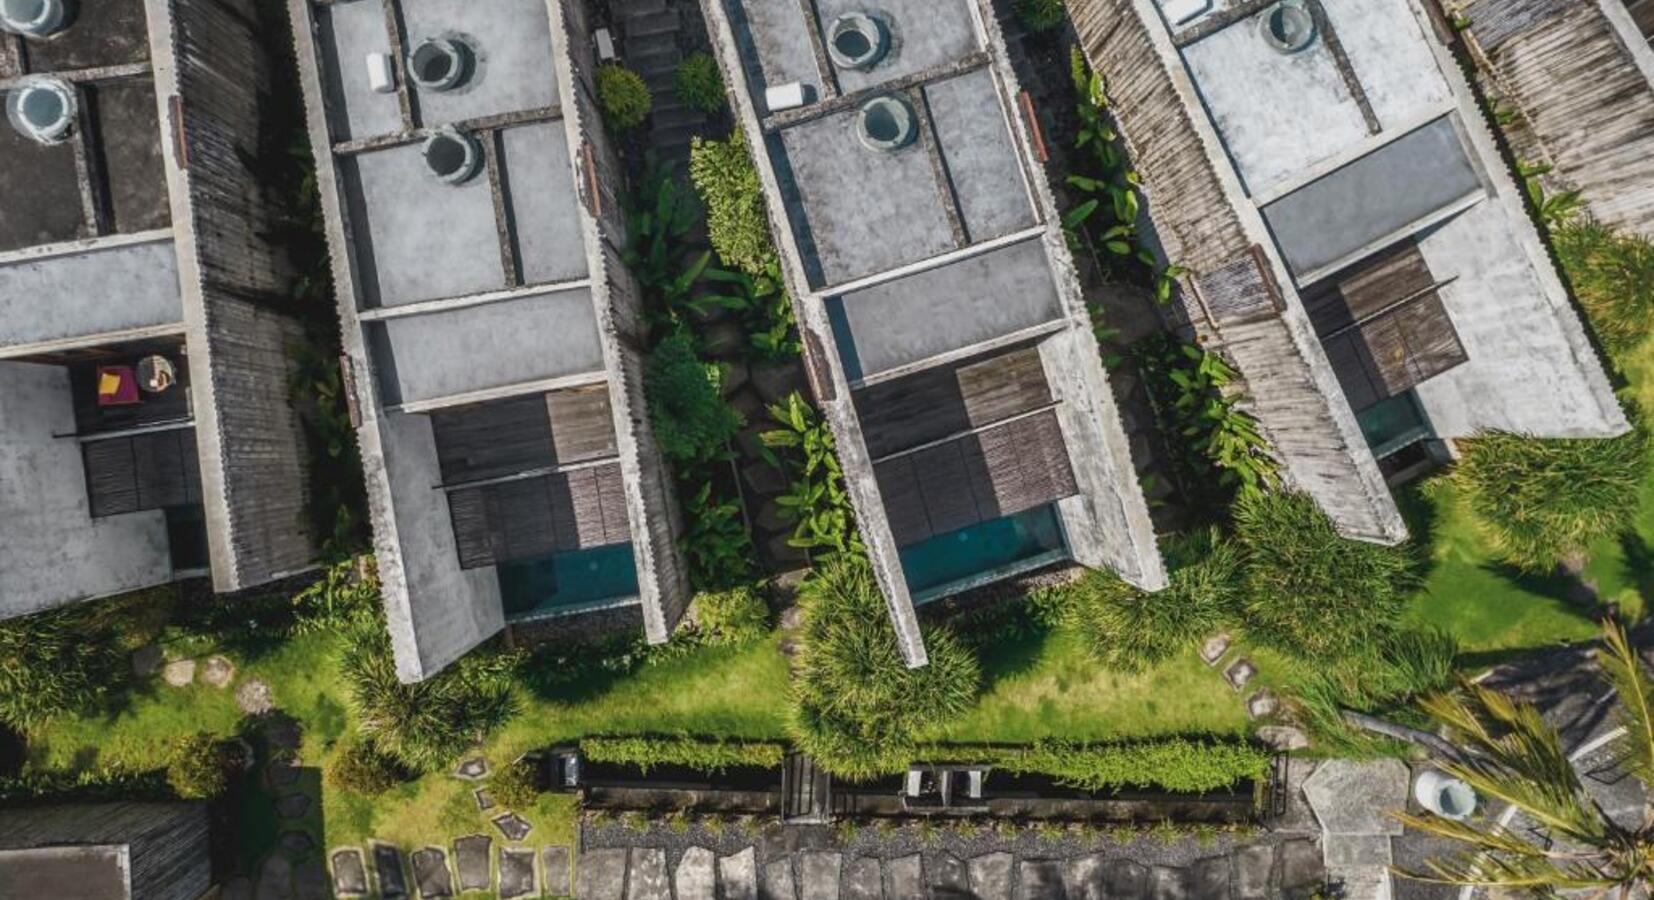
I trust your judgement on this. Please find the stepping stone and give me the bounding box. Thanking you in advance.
[842,857,883,900]
[1258,725,1309,751]
[799,851,841,900]
[221,876,254,900]
[454,757,489,781]
[267,756,301,789]
[1199,632,1230,665]
[262,715,301,750]
[542,846,571,897]
[1148,867,1188,900]
[884,856,923,900]
[255,853,292,900]
[966,853,1012,900]
[1101,861,1146,900]
[1246,689,1278,718]
[202,654,236,688]
[579,848,628,900]
[629,849,670,900]
[1223,657,1256,691]
[374,843,410,900]
[276,793,312,820]
[330,848,369,897]
[163,658,197,687]
[1013,860,1064,900]
[473,787,495,811]
[412,847,455,899]
[237,678,275,715]
[1189,857,1229,898]
[720,848,758,900]
[676,847,717,900]
[927,854,968,900]
[492,812,533,842]
[1063,854,1103,900]
[280,831,316,855]
[131,644,162,677]
[761,858,796,900]
[1324,834,1392,868]
[453,835,491,892]
[500,847,538,899]
[293,860,328,899]
[1302,759,1409,835]
[1232,845,1274,900]
[1277,838,1324,895]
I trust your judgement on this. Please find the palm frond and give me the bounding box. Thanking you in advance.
[1598,620,1654,786]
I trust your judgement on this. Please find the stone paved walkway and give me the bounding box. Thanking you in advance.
[331,841,572,898]
[1303,760,1408,900]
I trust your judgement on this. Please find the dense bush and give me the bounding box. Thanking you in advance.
[1233,491,1421,659]
[166,732,231,800]
[1554,217,1654,352]
[1454,427,1650,573]
[597,64,652,129]
[1066,529,1240,672]
[0,603,127,731]
[788,555,981,781]
[339,621,522,772]
[950,737,1272,794]
[1015,0,1067,31]
[326,738,408,796]
[291,556,378,634]
[582,736,787,774]
[689,133,775,277]
[675,51,726,114]
[693,586,771,645]
[645,331,743,463]
[487,758,540,810]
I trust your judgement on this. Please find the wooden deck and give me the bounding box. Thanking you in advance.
[854,345,1054,459]
[430,387,628,569]
[1302,242,1468,412]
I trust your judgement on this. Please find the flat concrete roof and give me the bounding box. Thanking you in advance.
[0,846,129,900]
[1179,0,1451,197]
[827,237,1062,381]
[0,238,183,351]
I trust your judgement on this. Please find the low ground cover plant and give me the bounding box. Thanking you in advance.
[1016,0,1067,31]
[166,732,233,800]
[692,586,771,645]
[0,602,129,732]
[1288,627,1459,757]
[487,757,540,810]
[1554,217,1654,353]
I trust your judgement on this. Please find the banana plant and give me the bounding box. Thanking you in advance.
[760,392,862,557]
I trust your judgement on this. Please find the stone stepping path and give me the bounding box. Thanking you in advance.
[412,847,455,898]
[1303,759,1408,900]
[333,842,572,898]
[573,842,1324,900]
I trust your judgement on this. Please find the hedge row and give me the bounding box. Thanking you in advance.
[581,736,787,775]
[0,767,171,806]
[916,738,1272,795]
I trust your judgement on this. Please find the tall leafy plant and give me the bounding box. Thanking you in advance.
[645,331,744,464]
[1137,334,1278,501]
[681,479,756,590]
[761,392,861,557]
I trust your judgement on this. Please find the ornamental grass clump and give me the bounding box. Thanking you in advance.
[674,51,726,114]
[787,555,981,781]
[1553,217,1654,352]
[0,603,127,731]
[1066,528,1240,672]
[1454,426,1649,573]
[1233,491,1421,659]
[597,64,652,129]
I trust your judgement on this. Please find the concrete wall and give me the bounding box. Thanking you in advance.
[0,361,174,619]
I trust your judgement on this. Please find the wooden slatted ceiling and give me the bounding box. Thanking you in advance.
[854,345,1053,459]
[1302,242,1468,412]
[84,429,202,518]
[447,462,631,569]
[876,410,1078,547]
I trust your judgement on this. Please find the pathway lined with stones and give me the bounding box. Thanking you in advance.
[329,841,572,899]
[1303,760,1409,900]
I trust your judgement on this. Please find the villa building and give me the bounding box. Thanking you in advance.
[0,0,318,619]
[288,0,689,681]
[1459,0,1654,238]
[1068,0,1628,544]
[699,0,1167,666]
[0,802,214,900]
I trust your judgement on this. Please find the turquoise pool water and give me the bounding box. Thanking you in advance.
[1357,391,1433,459]
[900,504,1068,603]
[498,542,640,621]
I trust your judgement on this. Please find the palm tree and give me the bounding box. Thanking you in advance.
[1394,621,1654,895]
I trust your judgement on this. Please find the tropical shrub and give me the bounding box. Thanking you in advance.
[1015,0,1067,31]
[788,555,981,780]
[0,604,126,731]
[1554,218,1654,352]
[1233,491,1421,659]
[693,586,771,645]
[762,392,861,556]
[624,166,701,308]
[326,738,408,796]
[681,479,757,590]
[937,737,1272,794]
[1454,427,1649,573]
[1136,334,1278,503]
[688,133,774,277]
[339,621,522,772]
[596,64,652,129]
[645,331,743,463]
[292,556,378,634]
[1066,528,1240,672]
[166,732,230,800]
[675,51,725,113]
[582,736,787,774]
[487,758,539,810]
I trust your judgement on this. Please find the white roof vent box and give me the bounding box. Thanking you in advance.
[6,75,77,146]
[422,126,483,186]
[827,12,889,71]
[408,36,476,93]
[0,0,71,38]
[1260,0,1317,54]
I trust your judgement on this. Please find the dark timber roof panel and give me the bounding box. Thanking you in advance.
[448,462,630,569]
[854,345,1053,459]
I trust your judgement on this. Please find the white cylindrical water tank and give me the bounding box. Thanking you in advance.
[0,0,70,37]
[1413,769,1477,821]
[6,76,77,146]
